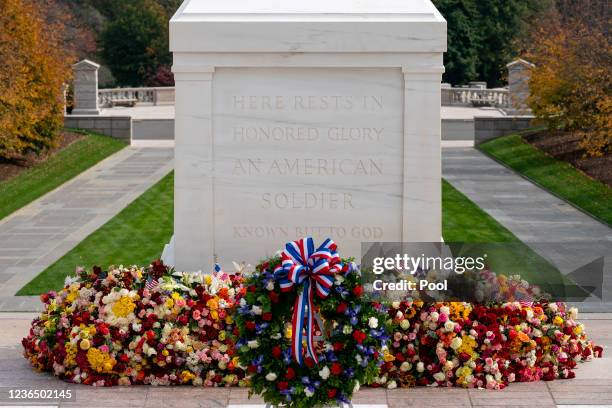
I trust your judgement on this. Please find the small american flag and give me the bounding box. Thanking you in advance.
[145,277,158,291]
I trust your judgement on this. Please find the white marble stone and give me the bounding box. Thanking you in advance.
[169,0,446,271]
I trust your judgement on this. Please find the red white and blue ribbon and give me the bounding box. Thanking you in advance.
[273,237,343,365]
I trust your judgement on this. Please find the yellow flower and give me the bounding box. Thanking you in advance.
[553,316,564,326]
[206,298,219,311]
[165,298,174,309]
[225,315,234,325]
[211,310,219,320]
[162,349,169,356]
[80,339,91,350]
[204,275,212,285]
[87,348,116,373]
[574,325,583,334]
[112,296,136,318]
[383,350,395,362]
[285,327,292,339]
[181,370,195,383]
[171,292,181,301]
[218,331,226,341]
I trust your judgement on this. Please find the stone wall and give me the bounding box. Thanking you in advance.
[64,116,131,143]
[474,116,534,144]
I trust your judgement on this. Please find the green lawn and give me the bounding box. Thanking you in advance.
[18,172,174,295]
[478,133,612,225]
[19,175,548,295]
[0,131,126,221]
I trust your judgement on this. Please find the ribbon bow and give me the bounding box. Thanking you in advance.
[273,237,343,365]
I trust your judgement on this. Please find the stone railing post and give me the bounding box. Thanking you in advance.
[506,58,535,114]
[72,59,101,115]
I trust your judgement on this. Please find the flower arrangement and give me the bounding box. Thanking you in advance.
[235,238,389,408]
[376,300,602,389]
[22,241,601,399]
[22,261,247,386]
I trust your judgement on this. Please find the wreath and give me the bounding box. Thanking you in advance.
[236,237,388,407]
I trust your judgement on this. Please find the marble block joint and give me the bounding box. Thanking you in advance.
[167,0,447,271]
[72,59,101,115]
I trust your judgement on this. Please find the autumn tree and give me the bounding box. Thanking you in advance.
[524,0,611,156]
[0,0,75,160]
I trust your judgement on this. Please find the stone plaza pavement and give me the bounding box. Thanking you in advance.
[0,312,610,407]
[442,147,612,312]
[0,147,174,311]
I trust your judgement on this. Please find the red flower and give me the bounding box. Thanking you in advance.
[248,285,257,292]
[305,357,315,368]
[352,330,366,344]
[327,388,337,398]
[352,285,363,297]
[336,302,348,313]
[246,321,256,331]
[333,342,344,352]
[268,291,279,303]
[277,381,289,390]
[247,365,257,373]
[177,315,188,326]
[262,312,273,321]
[272,346,282,359]
[285,367,296,380]
[331,362,343,375]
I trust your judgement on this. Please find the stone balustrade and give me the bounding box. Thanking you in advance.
[98,87,175,108]
[99,85,508,108]
[441,87,509,108]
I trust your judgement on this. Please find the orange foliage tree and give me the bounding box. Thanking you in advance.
[0,0,75,160]
[524,0,611,157]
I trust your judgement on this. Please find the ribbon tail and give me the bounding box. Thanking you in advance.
[305,281,318,363]
[291,282,309,365]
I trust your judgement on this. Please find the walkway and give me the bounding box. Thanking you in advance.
[443,147,612,311]
[1,312,610,407]
[0,147,173,311]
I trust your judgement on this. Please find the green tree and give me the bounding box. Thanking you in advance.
[100,0,169,86]
[433,0,479,85]
[433,0,543,86]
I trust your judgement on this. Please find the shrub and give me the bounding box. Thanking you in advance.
[0,0,74,160]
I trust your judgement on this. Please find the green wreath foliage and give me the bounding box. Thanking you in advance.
[236,256,389,407]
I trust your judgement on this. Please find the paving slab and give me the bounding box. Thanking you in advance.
[0,148,173,311]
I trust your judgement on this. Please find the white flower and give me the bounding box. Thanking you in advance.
[271,333,282,340]
[569,307,578,320]
[451,337,462,350]
[392,301,400,309]
[548,303,558,312]
[400,362,412,372]
[526,309,534,320]
[334,275,345,285]
[416,362,424,372]
[251,305,262,315]
[353,380,360,393]
[444,321,455,332]
[440,306,450,316]
[304,388,315,397]
[343,325,352,335]
[387,380,397,389]
[433,372,445,382]
[368,317,379,328]
[319,366,330,380]
[247,340,259,349]
[400,320,410,330]
[132,322,142,332]
[430,311,439,321]
[265,280,275,291]
[265,373,277,381]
